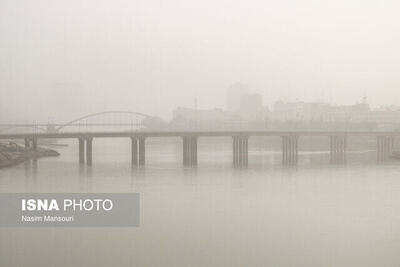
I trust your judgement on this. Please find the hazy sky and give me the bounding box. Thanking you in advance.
[1,0,400,122]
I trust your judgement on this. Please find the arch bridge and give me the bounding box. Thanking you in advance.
[0,111,158,134]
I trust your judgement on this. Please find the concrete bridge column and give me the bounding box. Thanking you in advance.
[86,137,93,166]
[191,136,198,166]
[330,136,346,164]
[377,136,394,162]
[342,136,347,162]
[78,138,85,164]
[244,136,248,166]
[32,138,37,151]
[238,136,243,166]
[24,138,30,149]
[294,136,299,164]
[377,136,385,162]
[332,136,337,163]
[341,136,346,162]
[138,137,145,166]
[131,137,138,166]
[377,136,382,162]
[233,136,238,166]
[388,136,395,156]
[233,136,248,167]
[233,136,238,167]
[182,136,198,166]
[183,136,187,165]
[282,135,298,165]
[389,136,395,155]
[282,136,287,164]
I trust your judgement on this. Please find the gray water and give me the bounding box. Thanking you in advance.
[1,137,400,267]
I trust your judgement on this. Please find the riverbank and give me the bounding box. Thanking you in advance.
[0,142,59,169]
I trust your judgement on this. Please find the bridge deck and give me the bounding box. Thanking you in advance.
[0,130,398,139]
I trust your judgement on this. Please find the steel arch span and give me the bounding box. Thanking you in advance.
[56,110,154,131]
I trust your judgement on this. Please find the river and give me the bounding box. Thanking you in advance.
[0,137,399,266]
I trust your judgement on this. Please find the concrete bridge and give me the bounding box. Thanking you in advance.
[0,131,397,167]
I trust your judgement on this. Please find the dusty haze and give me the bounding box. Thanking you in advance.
[1,0,399,122]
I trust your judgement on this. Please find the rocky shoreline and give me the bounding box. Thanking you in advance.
[0,142,60,169]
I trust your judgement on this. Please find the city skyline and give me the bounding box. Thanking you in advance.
[1,82,399,124]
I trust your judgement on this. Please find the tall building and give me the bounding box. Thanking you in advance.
[226,82,248,111]
[240,93,263,120]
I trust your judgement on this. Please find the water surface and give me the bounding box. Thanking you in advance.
[0,138,399,267]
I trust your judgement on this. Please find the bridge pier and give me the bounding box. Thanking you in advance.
[131,137,145,166]
[233,136,248,167]
[138,137,145,166]
[23,138,37,151]
[86,137,93,166]
[31,138,37,151]
[182,136,198,166]
[282,135,298,165]
[131,137,138,166]
[78,138,85,164]
[24,138,30,149]
[330,136,347,164]
[377,135,394,162]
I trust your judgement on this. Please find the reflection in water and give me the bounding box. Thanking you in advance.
[32,159,38,178]
[23,159,38,191]
[78,165,92,192]
[0,138,400,267]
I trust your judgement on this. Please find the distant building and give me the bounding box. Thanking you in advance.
[173,107,231,122]
[225,83,268,121]
[226,83,248,111]
[171,107,238,130]
[326,102,370,123]
[367,110,400,123]
[272,101,330,122]
[272,98,373,124]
